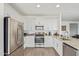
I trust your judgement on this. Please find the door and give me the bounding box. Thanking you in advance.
[70,23,78,36]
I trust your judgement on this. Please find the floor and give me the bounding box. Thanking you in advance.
[24,47,59,56]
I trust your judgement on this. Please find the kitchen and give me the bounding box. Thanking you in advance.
[1,3,79,56]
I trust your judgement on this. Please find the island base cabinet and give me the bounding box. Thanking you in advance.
[53,38,63,56]
[57,41,63,56]
[63,43,77,56]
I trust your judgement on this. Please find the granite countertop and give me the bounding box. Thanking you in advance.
[53,36,79,50]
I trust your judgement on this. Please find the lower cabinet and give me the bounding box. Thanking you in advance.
[44,36,53,47]
[45,36,63,56]
[53,38,63,56]
[24,36,63,55]
[56,40,63,56]
[24,36,35,48]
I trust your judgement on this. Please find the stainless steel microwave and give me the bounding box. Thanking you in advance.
[35,26,44,30]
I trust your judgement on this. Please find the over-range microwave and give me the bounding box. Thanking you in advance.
[35,26,44,30]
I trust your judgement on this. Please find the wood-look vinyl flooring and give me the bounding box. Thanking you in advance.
[24,48,59,56]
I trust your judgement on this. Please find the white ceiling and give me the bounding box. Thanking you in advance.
[62,3,79,21]
[8,3,79,21]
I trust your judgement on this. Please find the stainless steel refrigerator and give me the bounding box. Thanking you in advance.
[4,17,24,56]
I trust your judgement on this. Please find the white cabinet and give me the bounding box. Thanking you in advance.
[53,38,63,56]
[45,36,63,55]
[53,38,56,49]
[56,39,63,56]
[24,36,35,48]
[44,36,53,47]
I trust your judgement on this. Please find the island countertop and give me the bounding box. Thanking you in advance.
[52,36,79,50]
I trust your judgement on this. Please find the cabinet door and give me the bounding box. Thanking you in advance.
[53,38,56,49]
[24,36,34,48]
[57,40,63,56]
[45,36,53,47]
[49,36,54,47]
[53,38,58,50]
[44,36,48,47]
[53,38,63,56]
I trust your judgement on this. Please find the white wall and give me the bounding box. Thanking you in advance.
[78,24,79,34]
[0,3,4,56]
[23,16,60,34]
[61,21,79,35]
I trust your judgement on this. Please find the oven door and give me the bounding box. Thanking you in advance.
[35,36,44,43]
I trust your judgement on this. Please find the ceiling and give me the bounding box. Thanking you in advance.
[8,3,79,21]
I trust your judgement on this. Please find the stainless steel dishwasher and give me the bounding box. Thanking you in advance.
[63,43,78,56]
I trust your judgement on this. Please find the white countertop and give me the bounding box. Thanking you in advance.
[53,36,79,50]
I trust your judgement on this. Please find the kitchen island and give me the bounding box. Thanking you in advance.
[52,36,79,56]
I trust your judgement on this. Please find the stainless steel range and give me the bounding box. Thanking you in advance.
[35,26,44,47]
[35,32,44,47]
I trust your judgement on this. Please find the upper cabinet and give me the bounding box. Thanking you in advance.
[24,16,60,33]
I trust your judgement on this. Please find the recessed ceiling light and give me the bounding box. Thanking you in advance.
[36,4,40,8]
[56,4,60,8]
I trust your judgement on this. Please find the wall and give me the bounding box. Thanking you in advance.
[78,24,79,34]
[78,23,79,34]
[23,16,60,34]
[61,21,79,36]
[0,3,4,56]
[70,23,78,36]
